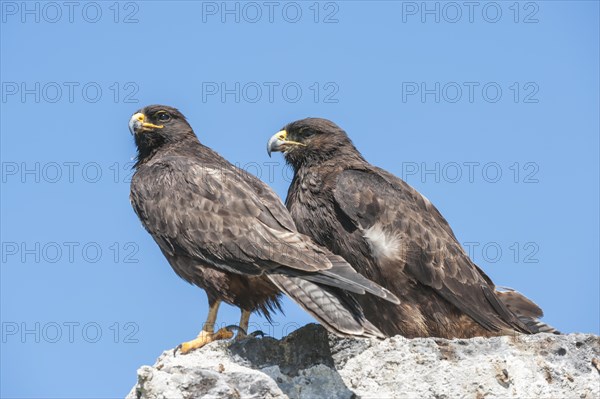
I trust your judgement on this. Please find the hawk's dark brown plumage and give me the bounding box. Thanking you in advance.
[128,106,400,344]
[268,118,557,338]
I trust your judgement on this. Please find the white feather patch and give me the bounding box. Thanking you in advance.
[363,224,401,260]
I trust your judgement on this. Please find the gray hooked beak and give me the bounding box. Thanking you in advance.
[267,130,305,157]
[128,112,164,135]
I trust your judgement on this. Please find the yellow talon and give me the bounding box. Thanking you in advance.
[214,327,235,340]
[177,327,235,354]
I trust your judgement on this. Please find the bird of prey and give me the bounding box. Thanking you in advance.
[268,118,556,338]
[128,106,399,353]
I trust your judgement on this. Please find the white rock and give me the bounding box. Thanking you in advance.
[127,324,600,399]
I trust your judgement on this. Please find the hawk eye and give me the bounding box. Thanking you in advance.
[157,112,171,122]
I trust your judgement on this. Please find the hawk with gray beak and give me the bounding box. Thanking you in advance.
[268,117,557,338]
[128,106,400,353]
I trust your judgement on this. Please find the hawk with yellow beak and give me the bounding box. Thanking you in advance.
[268,118,558,339]
[128,105,400,353]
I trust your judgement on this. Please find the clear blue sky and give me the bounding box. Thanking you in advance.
[1,1,598,398]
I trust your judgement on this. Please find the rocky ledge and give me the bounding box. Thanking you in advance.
[127,324,599,399]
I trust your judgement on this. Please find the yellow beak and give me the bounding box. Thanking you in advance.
[128,112,164,134]
[267,130,305,156]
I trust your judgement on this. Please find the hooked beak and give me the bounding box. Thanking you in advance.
[267,130,305,157]
[128,112,164,135]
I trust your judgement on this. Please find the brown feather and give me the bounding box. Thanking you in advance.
[276,117,556,338]
[129,106,399,338]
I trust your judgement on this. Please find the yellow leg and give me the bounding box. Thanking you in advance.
[236,309,265,339]
[238,309,251,338]
[177,299,234,354]
[202,298,221,333]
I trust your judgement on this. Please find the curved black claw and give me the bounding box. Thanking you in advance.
[223,325,247,337]
[173,344,182,357]
[250,330,265,338]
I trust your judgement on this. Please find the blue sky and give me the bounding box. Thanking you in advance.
[1,1,598,398]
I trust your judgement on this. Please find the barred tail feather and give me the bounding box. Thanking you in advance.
[268,274,384,339]
[496,287,560,334]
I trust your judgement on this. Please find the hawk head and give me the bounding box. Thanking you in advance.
[267,118,362,168]
[129,105,194,163]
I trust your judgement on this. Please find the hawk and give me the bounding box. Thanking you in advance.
[128,106,399,353]
[268,118,557,338]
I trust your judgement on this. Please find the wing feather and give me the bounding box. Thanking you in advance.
[131,156,398,304]
[131,157,330,275]
[333,168,529,333]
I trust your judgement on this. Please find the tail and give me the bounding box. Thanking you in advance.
[268,274,385,339]
[496,287,560,334]
[300,254,400,305]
